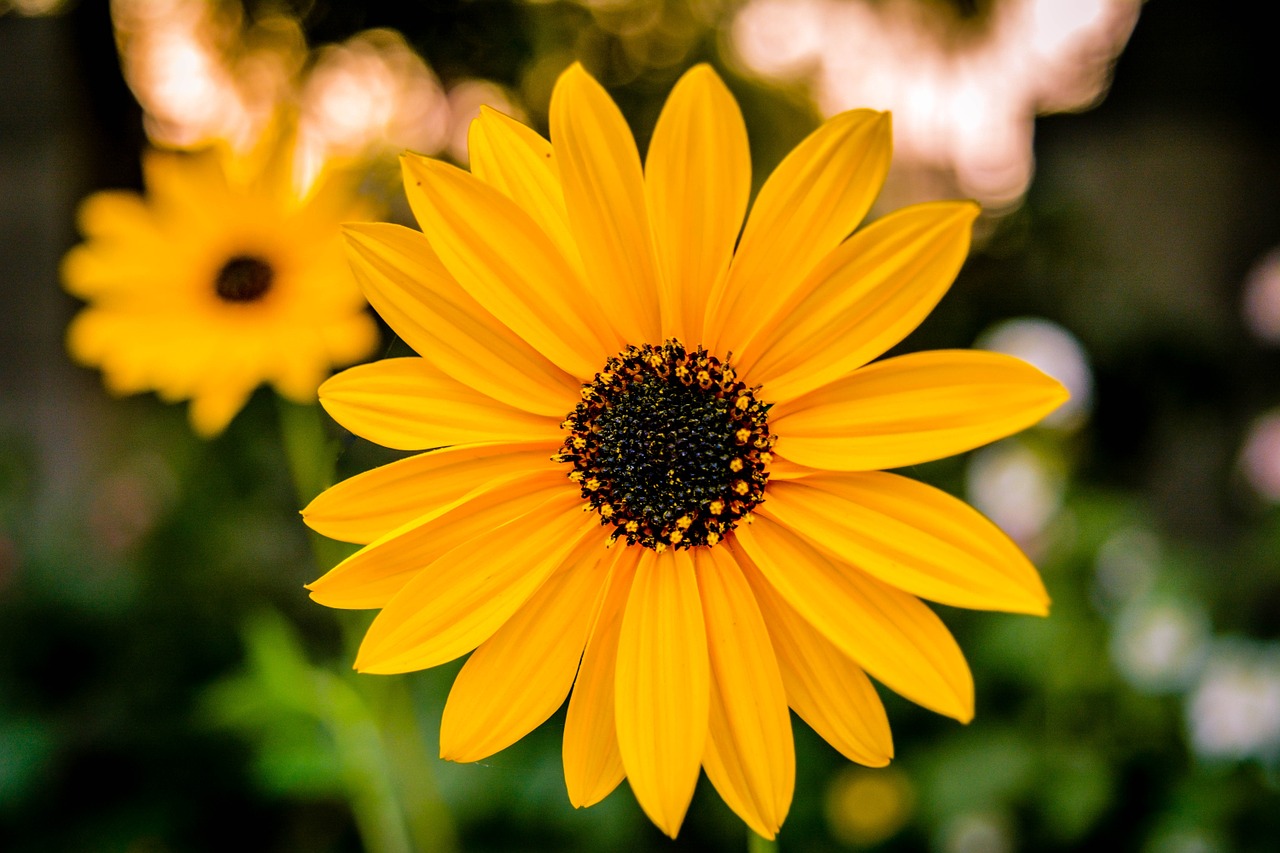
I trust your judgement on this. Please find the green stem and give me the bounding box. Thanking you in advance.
[748,833,779,853]
[276,397,458,853]
[316,672,415,853]
[277,397,332,504]
[276,397,349,570]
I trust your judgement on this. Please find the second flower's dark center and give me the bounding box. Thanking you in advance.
[558,341,773,551]
[215,255,274,302]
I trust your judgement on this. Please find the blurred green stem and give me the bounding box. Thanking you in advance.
[276,397,458,853]
[276,397,348,569]
[277,396,331,506]
[749,834,779,853]
[315,670,414,853]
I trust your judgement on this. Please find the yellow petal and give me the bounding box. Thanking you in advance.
[76,189,154,241]
[771,350,1070,471]
[615,547,709,838]
[564,545,640,808]
[302,442,560,544]
[354,490,600,673]
[696,546,793,840]
[733,516,974,722]
[71,309,230,400]
[738,547,894,766]
[142,148,232,230]
[467,106,583,277]
[742,202,979,401]
[188,382,253,438]
[761,473,1049,614]
[307,469,570,610]
[439,536,611,762]
[343,222,579,417]
[401,153,619,378]
[62,240,176,300]
[705,110,891,355]
[644,64,750,341]
[318,357,560,451]
[550,63,660,345]
[63,192,171,299]
[766,455,823,482]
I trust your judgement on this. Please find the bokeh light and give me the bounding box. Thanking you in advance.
[1242,247,1280,344]
[1238,409,1280,502]
[728,0,1141,210]
[967,439,1065,547]
[109,0,521,191]
[1093,526,1161,610]
[297,27,451,180]
[1186,640,1280,764]
[110,0,303,152]
[1110,598,1210,695]
[940,811,1016,853]
[1,0,67,15]
[824,767,915,847]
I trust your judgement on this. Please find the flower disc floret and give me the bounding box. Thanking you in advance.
[214,254,274,302]
[557,341,773,550]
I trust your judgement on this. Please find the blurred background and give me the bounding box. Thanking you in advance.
[2,0,1279,850]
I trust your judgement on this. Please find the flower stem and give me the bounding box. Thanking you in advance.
[276,396,348,569]
[275,396,458,853]
[749,833,779,853]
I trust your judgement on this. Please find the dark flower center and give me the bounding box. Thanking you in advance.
[558,341,773,550]
[214,255,274,302]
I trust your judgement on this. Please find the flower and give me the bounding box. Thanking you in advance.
[303,63,1067,839]
[62,127,380,437]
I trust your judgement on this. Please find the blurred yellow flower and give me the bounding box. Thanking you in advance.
[62,129,380,436]
[303,63,1066,839]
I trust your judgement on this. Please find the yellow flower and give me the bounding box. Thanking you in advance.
[304,63,1067,839]
[62,129,380,437]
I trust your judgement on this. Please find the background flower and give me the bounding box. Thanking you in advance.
[62,128,379,436]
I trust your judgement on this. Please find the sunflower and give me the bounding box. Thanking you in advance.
[303,63,1067,839]
[62,128,380,437]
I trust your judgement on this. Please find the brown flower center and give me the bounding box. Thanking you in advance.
[214,255,274,302]
[557,341,773,551]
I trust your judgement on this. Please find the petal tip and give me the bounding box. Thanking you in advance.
[557,60,592,89]
[352,650,376,673]
[567,785,611,810]
[683,62,720,84]
[953,693,976,725]
[631,787,693,840]
[316,372,339,399]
